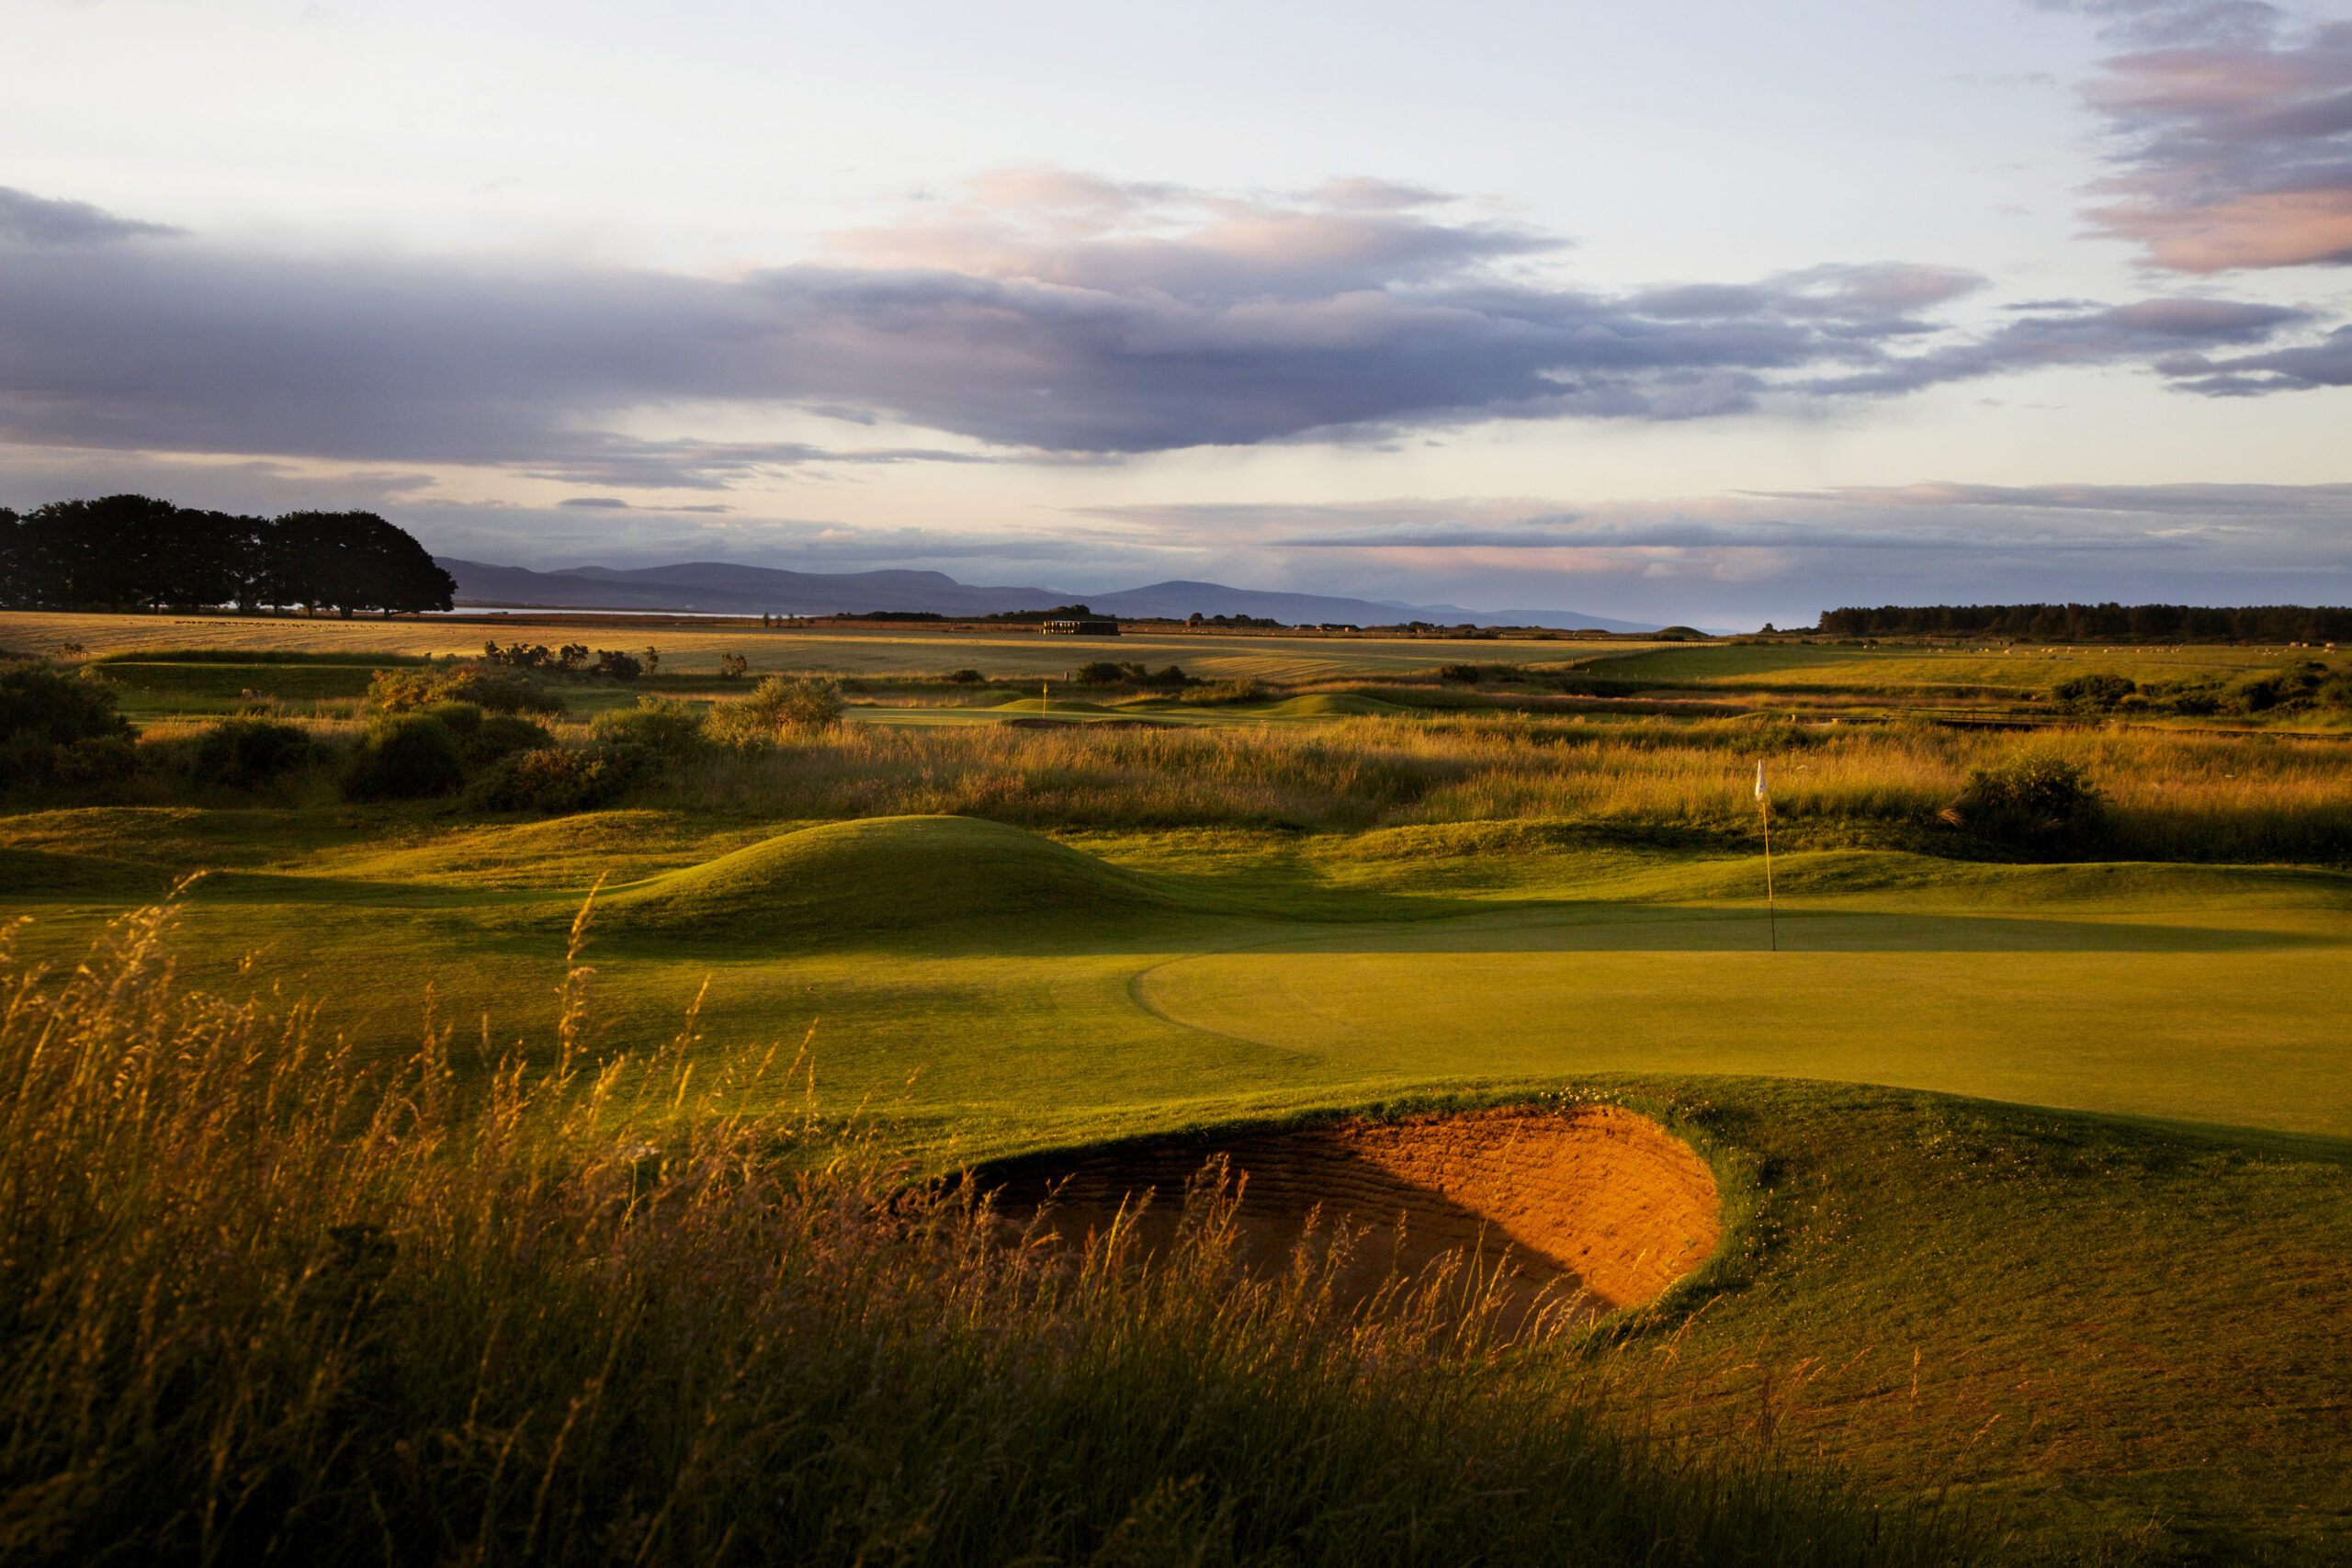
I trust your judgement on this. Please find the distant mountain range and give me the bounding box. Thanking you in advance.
[435,558,1666,633]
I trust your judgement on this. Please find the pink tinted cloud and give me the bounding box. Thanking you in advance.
[2080,17,2352,270]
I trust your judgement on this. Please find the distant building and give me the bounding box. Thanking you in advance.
[1041,618,1121,636]
[1317,623,1359,633]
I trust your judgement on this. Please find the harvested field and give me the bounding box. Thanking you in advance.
[987,1106,1722,1325]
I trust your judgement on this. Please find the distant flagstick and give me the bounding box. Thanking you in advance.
[1755,760,1777,953]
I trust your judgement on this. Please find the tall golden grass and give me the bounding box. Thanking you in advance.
[0,900,1973,1566]
[638,715,2352,861]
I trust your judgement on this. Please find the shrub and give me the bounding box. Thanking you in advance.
[2053,671,2135,711]
[1944,748,2106,851]
[945,667,987,684]
[481,639,554,670]
[1140,663,1194,689]
[718,652,750,680]
[1439,663,1483,683]
[191,719,313,788]
[1079,660,1130,684]
[470,714,554,764]
[342,715,466,801]
[7,734,141,790]
[369,663,562,716]
[0,660,138,789]
[591,649,642,681]
[0,660,133,746]
[707,676,842,751]
[591,695,706,761]
[1178,676,1263,705]
[469,744,647,813]
[424,700,483,741]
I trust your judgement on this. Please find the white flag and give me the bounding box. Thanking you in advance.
[1754,760,1768,802]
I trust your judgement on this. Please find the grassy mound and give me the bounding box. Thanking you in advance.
[599,814,1202,946]
[1266,693,1410,717]
[1580,846,2352,911]
[990,695,1114,714]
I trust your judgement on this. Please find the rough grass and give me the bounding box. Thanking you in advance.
[0,904,1972,1568]
[0,610,1605,682]
[617,713,2352,863]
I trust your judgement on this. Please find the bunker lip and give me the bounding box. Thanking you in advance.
[982,1105,1723,1325]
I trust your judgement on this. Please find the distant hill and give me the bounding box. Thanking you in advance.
[435,558,1660,633]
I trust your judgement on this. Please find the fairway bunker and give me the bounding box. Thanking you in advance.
[987,1106,1720,1326]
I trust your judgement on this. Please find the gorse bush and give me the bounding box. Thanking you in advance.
[705,675,842,752]
[591,695,707,761]
[0,906,1973,1567]
[343,714,467,801]
[1945,748,2107,851]
[0,660,140,790]
[370,662,564,716]
[192,717,314,788]
[469,745,646,813]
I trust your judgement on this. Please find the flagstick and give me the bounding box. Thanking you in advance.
[1761,794,1777,953]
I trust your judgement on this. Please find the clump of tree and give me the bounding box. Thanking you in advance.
[0,495,455,616]
[479,642,641,680]
[1819,602,2352,643]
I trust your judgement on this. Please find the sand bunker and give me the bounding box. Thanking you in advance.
[987,1105,1721,1324]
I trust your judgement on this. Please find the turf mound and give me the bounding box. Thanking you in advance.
[987,1105,1721,1325]
[1267,693,1409,717]
[991,696,1112,714]
[598,814,1193,944]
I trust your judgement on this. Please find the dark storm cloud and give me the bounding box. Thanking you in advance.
[2053,3,2352,270]
[0,175,2332,479]
[0,186,185,246]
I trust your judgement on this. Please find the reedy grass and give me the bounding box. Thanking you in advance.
[635,714,2352,862]
[0,900,1973,1567]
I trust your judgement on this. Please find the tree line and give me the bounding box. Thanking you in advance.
[0,494,455,616]
[1815,603,2352,643]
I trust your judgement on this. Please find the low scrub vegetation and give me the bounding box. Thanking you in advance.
[0,907,1968,1568]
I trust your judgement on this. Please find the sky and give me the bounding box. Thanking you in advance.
[3,0,2350,626]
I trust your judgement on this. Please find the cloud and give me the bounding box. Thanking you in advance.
[1074,481,2352,626]
[0,173,2332,480]
[0,186,185,247]
[1763,479,2352,516]
[2145,321,2352,391]
[1265,513,2189,551]
[2064,6,2352,270]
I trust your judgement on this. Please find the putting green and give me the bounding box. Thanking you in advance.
[6,814,2345,1143]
